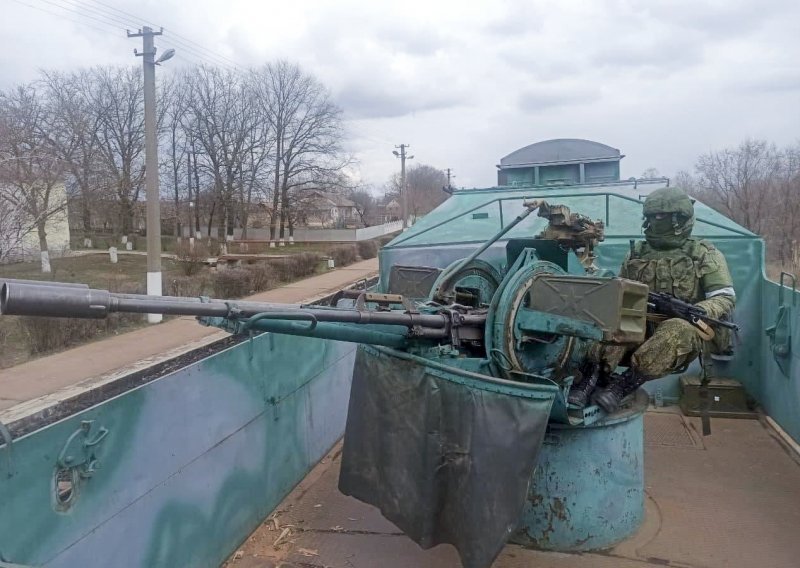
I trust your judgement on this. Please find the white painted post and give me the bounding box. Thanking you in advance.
[83,238,92,248]
[40,251,52,273]
[189,237,195,251]
[109,247,118,263]
[126,242,133,251]
[327,258,335,269]
[121,235,128,245]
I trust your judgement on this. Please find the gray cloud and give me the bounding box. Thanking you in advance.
[336,83,465,120]
[737,71,800,93]
[517,87,600,113]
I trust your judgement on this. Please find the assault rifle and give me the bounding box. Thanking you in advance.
[647,291,740,336]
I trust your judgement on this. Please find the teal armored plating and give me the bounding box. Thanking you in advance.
[512,390,647,551]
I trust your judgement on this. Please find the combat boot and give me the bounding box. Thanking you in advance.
[567,362,600,409]
[592,369,648,414]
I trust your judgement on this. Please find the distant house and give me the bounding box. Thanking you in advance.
[366,196,402,225]
[298,190,361,228]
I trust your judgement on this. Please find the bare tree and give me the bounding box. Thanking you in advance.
[39,69,103,234]
[251,61,349,241]
[388,163,450,221]
[695,138,781,234]
[0,84,68,272]
[347,188,376,226]
[640,167,660,179]
[186,66,260,241]
[160,74,190,237]
[672,170,698,192]
[767,143,800,265]
[0,192,27,262]
[89,66,146,237]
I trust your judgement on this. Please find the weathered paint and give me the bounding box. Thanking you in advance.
[759,278,800,442]
[512,390,647,551]
[0,333,355,567]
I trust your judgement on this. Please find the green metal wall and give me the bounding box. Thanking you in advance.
[539,164,579,185]
[585,161,619,183]
[760,278,800,441]
[0,333,356,567]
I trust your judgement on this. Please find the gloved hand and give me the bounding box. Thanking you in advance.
[694,295,735,321]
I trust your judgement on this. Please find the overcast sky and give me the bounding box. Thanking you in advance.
[2,0,799,190]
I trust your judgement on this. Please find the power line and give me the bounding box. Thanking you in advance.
[9,0,119,35]
[85,0,244,71]
[71,0,238,70]
[51,0,132,28]
[33,0,129,30]
[17,0,240,70]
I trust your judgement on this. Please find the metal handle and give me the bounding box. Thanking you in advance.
[779,272,797,307]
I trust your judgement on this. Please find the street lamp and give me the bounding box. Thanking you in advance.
[155,48,175,65]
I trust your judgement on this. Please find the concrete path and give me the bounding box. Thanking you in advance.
[0,259,378,416]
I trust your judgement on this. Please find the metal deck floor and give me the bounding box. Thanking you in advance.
[225,409,800,568]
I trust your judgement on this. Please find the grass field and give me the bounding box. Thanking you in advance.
[0,238,383,369]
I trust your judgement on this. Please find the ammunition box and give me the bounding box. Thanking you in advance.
[528,276,648,344]
[679,376,758,419]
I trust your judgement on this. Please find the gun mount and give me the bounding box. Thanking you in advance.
[0,202,647,425]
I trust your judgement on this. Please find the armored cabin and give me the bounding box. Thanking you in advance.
[496,138,623,187]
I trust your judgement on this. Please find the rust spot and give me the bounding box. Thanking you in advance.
[549,497,570,521]
[529,492,544,507]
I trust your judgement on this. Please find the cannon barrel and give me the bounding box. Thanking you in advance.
[0,278,89,289]
[0,282,483,335]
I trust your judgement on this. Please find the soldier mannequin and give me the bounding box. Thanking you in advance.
[568,187,736,413]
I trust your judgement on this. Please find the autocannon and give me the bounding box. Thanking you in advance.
[1,200,648,423]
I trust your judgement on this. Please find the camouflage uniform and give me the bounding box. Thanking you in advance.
[572,187,736,412]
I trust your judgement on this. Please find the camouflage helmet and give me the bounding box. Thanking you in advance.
[642,187,695,249]
[642,187,695,218]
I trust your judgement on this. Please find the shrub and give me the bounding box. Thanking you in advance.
[377,234,397,248]
[286,252,322,279]
[329,245,358,267]
[166,275,206,297]
[18,312,143,355]
[357,240,378,260]
[175,241,209,276]
[243,264,278,293]
[212,268,252,299]
[267,253,322,282]
[0,321,10,347]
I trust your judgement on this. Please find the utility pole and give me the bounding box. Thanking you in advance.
[445,168,455,192]
[129,26,165,323]
[393,144,414,229]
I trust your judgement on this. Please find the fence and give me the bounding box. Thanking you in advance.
[185,220,408,242]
